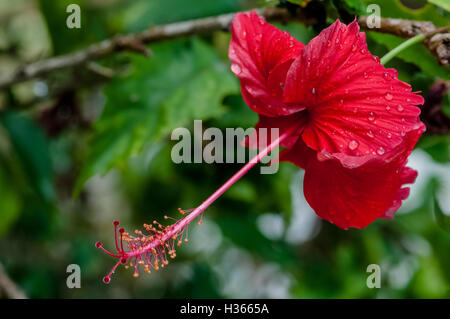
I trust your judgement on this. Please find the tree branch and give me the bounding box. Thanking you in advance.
[358,16,450,66]
[0,7,448,90]
[0,263,27,299]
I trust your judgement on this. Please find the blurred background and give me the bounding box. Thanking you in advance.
[0,0,449,298]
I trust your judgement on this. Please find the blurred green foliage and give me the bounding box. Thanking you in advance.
[0,0,449,299]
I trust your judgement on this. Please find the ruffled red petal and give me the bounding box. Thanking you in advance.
[284,126,424,229]
[243,112,307,149]
[283,19,424,166]
[229,11,305,117]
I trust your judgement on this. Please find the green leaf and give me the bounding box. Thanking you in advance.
[1,112,55,201]
[38,0,110,54]
[0,163,21,237]
[333,0,367,15]
[418,135,450,163]
[287,0,304,4]
[428,0,450,12]
[74,39,239,195]
[362,0,449,26]
[442,91,450,118]
[433,191,450,232]
[369,32,450,80]
[123,0,241,32]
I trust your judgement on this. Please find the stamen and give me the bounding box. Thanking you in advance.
[96,123,301,283]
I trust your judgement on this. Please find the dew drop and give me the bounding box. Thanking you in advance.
[360,48,366,54]
[383,72,391,81]
[280,82,285,88]
[385,93,393,100]
[397,104,404,112]
[401,131,406,136]
[351,44,356,52]
[363,72,368,79]
[387,133,392,139]
[339,99,344,104]
[231,63,241,74]
[367,130,374,138]
[327,40,331,47]
[353,107,358,113]
[386,105,391,111]
[368,111,375,121]
[312,87,317,95]
[348,140,359,150]
[376,146,385,155]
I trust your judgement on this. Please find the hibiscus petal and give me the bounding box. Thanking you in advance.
[229,11,305,117]
[293,127,424,229]
[283,19,424,165]
[243,112,306,149]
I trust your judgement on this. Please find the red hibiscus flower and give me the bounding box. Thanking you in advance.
[97,10,428,283]
[229,11,426,229]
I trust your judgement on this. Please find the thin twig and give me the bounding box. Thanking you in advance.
[0,263,27,299]
[358,17,450,66]
[0,7,448,90]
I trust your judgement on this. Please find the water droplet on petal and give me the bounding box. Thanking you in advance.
[242,31,247,39]
[383,72,391,81]
[367,130,374,138]
[344,89,349,94]
[397,104,404,112]
[401,131,406,136]
[385,93,393,100]
[231,63,241,74]
[376,146,385,155]
[386,105,391,111]
[339,99,344,104]
[360,48,366,54]
[348,140,359,150]
[387,133,392,139]
[312,87,317,95]
[368,111,375,121]
[353,107,358,113]
[351,44,356,52]
[363,72,368,79]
